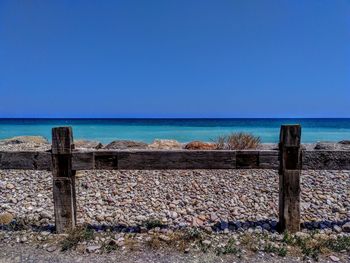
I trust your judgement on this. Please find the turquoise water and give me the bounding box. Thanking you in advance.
[0,119,349,143]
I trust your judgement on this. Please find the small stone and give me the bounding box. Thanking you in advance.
[333,225,342,233]
[342,222,350,233]
[329,255,340,262]
[170,211,178,219]
[0,212,14,225]
[202,240,211,246]
[6,183,14,190]
[159,234,171,242]
[46,246,57,252]
[192,217,204,227]
[86,245,101,253]
[210,213,218,222]
[40,211,51,219]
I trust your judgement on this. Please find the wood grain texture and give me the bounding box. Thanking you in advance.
[2,149,350,171]
[302,150,350,170]
[118,150,236,170]
[236,151,259,168]
[259,151,279,169]
[52,127,76,233]
[278,125,301,233]
[279,170,301,233]
[0,151,51,170]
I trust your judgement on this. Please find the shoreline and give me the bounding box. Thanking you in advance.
[1,135,349,152]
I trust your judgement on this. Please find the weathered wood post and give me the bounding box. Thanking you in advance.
[52,127,76,233]
[278,124,301,233]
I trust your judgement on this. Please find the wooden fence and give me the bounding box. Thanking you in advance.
[0,125,349,234]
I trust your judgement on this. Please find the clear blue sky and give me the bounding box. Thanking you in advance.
[0,0,349,118]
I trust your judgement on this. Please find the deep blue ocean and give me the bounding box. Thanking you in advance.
[0,118,349,143]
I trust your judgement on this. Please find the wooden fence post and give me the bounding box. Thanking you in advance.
[52,127,76,233]
[278,124,301,233]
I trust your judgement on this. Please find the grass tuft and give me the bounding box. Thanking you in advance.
[60,225,94,251]
[213,133,261,150]
[216,238,240,255]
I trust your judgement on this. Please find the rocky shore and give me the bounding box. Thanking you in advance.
[0,136,349,261]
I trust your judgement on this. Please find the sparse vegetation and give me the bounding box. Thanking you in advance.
[213,132,261,150]
[146,234,163,250]
[326,236,350,252]
[280,231,350,260]
[263,242,287,257]
[216,238,240,255]
[240,233,259,252]
[60,225,94,251]
[146,229,204,252]
[183,227,203,241]
[102,240,118,253]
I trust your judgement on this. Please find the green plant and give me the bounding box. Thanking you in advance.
[213,132,261,150]
[240,233,258,252]
[216,238,240,255]
[325,236,350,252]
[294,236,322,261]
[282,231,294,245]
[277,246,288,257]
[102,240,118,253]
[263,243,287,257]
[60,225,94,251]
[183,228,203,241]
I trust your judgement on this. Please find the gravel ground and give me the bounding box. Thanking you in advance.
[1,243,348,263]
[0,139,349,262]
[0,169,349,229]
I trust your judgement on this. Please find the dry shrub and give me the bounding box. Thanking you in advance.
[60,225,94,251]
[214,133,261,150]
[146,229,203,252]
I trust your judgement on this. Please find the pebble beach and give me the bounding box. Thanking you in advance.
[0,137,349,262]
[0,137,349,231]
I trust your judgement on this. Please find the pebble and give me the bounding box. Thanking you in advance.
[329,255,340,262]
[6,183,14,190]
[46,246,57,252]
[342,222,350,233]
[86,245,101,253]
[159,234,171,242]
[202,240,211,246]
[333,225,342,233]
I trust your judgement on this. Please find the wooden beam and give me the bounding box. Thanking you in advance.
[278,125,301,233]
[0,151,51,170]
[302,150,350,170]
[52,127,76,233]
[1,149,350,171]
[118,150,236,170]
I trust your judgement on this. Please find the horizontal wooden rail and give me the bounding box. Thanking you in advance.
[1,149,350,170]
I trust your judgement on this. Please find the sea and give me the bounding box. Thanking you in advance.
[0,118,349,144]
